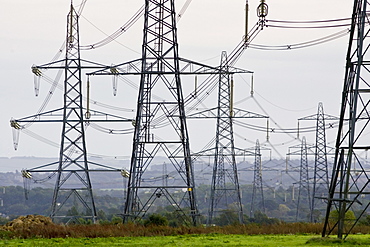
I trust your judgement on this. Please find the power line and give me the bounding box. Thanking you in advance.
[267,17,351,24]
[248,29,350,50]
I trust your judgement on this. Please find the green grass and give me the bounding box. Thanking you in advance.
[1,234,370,247]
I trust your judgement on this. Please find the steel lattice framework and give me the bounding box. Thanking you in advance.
[250,139,265,218]
[51,5,94,222]
[88,0,268,226]
[186,50,266,225]
[322,0,370,238]
[312,103,330,213]
[88,0,248,225]
[296,137,311,221]
[298,102,337,222]
[11,4,129,223]
[207,51,244,225]
[123,0,198,225]
[287,137,314,221]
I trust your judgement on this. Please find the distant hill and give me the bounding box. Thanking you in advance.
[0,156,308,189]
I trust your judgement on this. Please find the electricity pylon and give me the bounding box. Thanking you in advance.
[11,4,129,223]
[187,51,267,225]
[298,102,337,222]
[250,139,265,218]
[322,0,370,239]
[125,0,197,226]
[296,137,311,221]
[88,0,268,226]
[89,0,233,226]
[287,137,312,221]
[208,51,250,225]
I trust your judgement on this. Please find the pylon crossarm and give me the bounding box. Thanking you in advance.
[191,146,256,159]
[287,145,316,156]
[186,107,218,118]
[33,58,110,71]
[88,57,252,76]
[12,108,64,123]
[179,57,252,74]
[83,109,132,122]
[192,147,217,156]
[13,109,132,124]
[187,107,268,119]
[22,161,60,172]
[298,114,339,121]
[87,58,142,75]
[234,147,256,156]
[32,59,66,70]
[232,108,268,118]
[80,59,112,67]
[25,169,122,173]
[86,161,128,171]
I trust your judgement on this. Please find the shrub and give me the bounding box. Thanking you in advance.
[144,214,169,226]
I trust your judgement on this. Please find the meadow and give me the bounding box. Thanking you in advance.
[1,234,370,246]
[2,216,370,246]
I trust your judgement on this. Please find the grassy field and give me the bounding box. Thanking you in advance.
[1,234,370,247]
[2,216,370,246]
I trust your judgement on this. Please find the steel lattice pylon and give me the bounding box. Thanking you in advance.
[322,0,370,238]
[250,139,265,218]
[123,0,198,225]
[312,103,329,213]
[11,4,129,223]
[298,102,337,222]
[50,5,96,222]
[88,0,268,226]
[287,137,313,221]
[207,51,244,225]
[296,137,311,221]
[24,5,95,222]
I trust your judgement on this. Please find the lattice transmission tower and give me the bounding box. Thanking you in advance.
[89,0,236,226]
[296,137,311,221]
[250,139,265,218]
[88,0,269,226]
[187,51,267,225]
[298,102,337,222]
[187,1,269,225]
[287,137,312,221]
[322,0,370,238]
[11,4,129,223]
[207,52,264,225]
[124,0,197,225]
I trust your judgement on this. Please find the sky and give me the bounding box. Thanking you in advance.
[0,0,354,172]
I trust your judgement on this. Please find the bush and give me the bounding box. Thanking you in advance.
[144,214,168,226]
[251,211,280,225]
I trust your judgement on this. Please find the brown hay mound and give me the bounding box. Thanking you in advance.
[1,215,54,232]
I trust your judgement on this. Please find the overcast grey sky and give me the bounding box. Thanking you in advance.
[0,0,354,172]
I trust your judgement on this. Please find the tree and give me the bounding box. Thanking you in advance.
[329,210,355,228]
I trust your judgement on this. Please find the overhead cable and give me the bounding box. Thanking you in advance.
[267,17,352,24]
[248,29,350,50]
